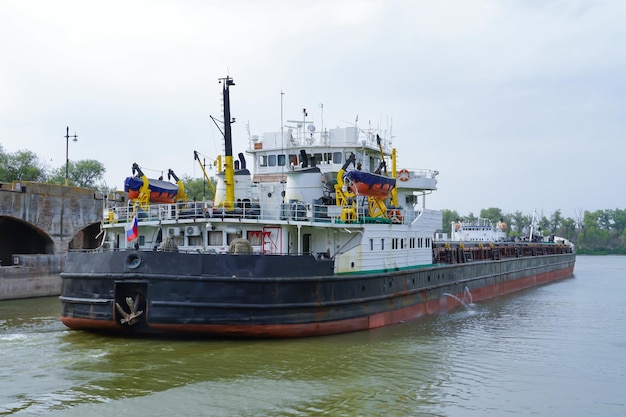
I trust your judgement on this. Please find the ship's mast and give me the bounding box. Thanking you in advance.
[529,209,537,242]
[220,76,235,209]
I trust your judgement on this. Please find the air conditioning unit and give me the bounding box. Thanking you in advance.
[185,225,201,236]
[168,227,181,236]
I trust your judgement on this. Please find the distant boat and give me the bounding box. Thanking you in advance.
[345,170,396,199]
[124,176,179,204]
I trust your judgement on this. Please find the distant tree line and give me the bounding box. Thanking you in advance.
[181,176,216,201]
[443,207,626,255]
[0,144,106,189]
[0,144,220,198]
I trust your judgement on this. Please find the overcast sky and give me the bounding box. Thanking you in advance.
[1,0,624,220]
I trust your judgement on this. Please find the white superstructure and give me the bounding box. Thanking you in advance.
[103,82,443,275]
[449,218,507,242]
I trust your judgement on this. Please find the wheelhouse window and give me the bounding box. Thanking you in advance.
[268,155,277,166]
[333,152,342,163]
[278,154,286,166]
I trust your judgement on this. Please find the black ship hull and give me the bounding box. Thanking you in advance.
[60,249,576,338]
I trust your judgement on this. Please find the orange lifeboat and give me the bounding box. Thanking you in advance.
[345,170,396,199]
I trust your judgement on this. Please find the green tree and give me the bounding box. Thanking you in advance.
[549,209,563,235]
[48,159,106,188]
[510,211,531,237]
[612,208,626,233]
[0,145,5,180]
[597,209,613,230]
[619,229,626,249]
[441,209,461,233]
[558,218,577,242]
[479,207,504,226]
[182,175,216,201]
[0,149,47,182]
[578,210,609,252]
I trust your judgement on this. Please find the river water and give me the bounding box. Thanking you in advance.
[1,255,624,417]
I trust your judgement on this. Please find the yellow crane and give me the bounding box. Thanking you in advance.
[193,150,216,198]
[167,169,187,203]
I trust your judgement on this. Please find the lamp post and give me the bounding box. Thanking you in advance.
[64,126,78,186]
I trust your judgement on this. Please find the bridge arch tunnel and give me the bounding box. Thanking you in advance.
[69,222,103,251]
[0,217,102,266]
[0,216,54,266]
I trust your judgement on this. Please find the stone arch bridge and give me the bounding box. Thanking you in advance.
[0,181,124,299]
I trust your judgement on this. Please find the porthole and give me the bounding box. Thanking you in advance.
[124,253,142,269]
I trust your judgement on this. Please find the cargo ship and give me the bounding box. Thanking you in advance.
[60,76,575,337]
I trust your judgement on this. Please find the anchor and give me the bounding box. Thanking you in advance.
[115,294,144,325]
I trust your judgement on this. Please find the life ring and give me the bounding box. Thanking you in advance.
[398,169,410,181]
[388,209,403,224]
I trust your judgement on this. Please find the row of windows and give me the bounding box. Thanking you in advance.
[133,230,266,248]
[205,230,264,246]
[369,237,431,251]
[258,151,344,167]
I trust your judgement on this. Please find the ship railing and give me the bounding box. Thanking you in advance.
[432,242,575,264]
[399,168,439,179]
[251,126,394,153]
[103,199,416,226]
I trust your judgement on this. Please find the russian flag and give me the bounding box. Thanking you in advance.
[125,216,138,241]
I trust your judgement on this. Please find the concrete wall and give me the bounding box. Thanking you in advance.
[0,256,63,300]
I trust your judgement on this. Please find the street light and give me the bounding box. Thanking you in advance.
[64,126,78,186]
